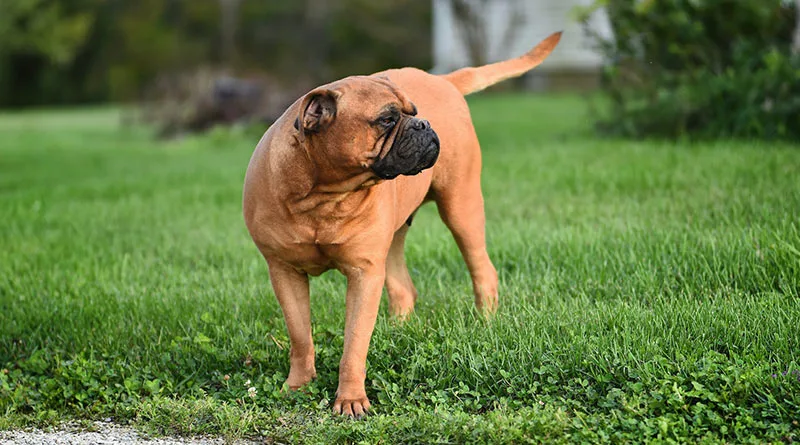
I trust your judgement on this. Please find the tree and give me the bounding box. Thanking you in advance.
[0,0,96,64]
[449,0,523,66]
[0,0,101,106]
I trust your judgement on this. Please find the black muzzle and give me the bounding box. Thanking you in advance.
[371,117,440,180]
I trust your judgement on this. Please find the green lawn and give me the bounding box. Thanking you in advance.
[1,95,799,443]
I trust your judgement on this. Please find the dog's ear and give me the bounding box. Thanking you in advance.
[297,89,340,135]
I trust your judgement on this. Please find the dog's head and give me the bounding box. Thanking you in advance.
[293,76,440,182]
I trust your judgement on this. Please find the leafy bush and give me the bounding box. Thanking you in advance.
[578,0,800,140]
[133,69,306,138]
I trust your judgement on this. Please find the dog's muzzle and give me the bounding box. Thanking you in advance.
[371,118,440,180]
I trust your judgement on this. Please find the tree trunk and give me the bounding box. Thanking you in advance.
[794,0,800,53]
[451,0,488,66]
[219,0,241,66]
[450,0,522,67]
[305,0,332,83]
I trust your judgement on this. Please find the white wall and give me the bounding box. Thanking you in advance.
[432,0,612,73]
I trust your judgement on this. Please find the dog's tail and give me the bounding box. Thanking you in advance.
[441,31,562,96]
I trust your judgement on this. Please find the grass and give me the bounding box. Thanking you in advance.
[1,94,799,443]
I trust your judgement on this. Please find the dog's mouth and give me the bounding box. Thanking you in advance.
[370,118,440,180]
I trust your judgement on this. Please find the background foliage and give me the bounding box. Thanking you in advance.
[0,0,431,108]
[578,0,800,140]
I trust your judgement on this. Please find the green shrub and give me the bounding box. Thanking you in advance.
[578,0,800,140]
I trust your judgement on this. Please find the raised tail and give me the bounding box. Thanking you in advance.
[441,31,562,96]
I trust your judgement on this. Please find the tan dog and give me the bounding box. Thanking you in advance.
[243,32,561,417]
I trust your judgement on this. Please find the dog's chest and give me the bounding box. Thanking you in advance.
[253,213,364,276]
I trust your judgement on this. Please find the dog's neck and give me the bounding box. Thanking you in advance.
[299,135,383,191]
[312,171,382,193]
[269,136,382,216]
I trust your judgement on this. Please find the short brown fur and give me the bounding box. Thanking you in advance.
[242,32,562,417]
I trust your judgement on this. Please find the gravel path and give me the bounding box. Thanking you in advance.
[0,422,256,445]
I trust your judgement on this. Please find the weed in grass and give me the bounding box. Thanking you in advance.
[0,97,799,443]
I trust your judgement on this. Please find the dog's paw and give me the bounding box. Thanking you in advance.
[282,381,311,392]
[332,395,371,418]
[284,362,317,391]
[389,306,415,322]
[283,373,316,392]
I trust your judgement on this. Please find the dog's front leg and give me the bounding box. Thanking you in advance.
[266,258,316,390]
[333,263,385,418]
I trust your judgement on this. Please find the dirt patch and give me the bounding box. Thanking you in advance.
[0,421,255,445]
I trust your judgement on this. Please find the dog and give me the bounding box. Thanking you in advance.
[243,32,561,417]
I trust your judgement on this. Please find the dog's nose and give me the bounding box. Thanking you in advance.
[412,119,431,131]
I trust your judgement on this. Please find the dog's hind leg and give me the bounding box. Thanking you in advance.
[385,222,418,319]
[434,180,499,314]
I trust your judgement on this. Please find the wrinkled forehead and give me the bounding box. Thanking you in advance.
[331,76,414,116]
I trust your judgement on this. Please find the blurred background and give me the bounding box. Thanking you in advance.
[1,0,798,140]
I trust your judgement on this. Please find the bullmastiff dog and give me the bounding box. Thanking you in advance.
[243,32,561,417]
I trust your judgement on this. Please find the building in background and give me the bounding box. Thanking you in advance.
[432,0,611,91]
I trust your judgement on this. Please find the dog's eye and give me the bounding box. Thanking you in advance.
[378,116,396,128]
